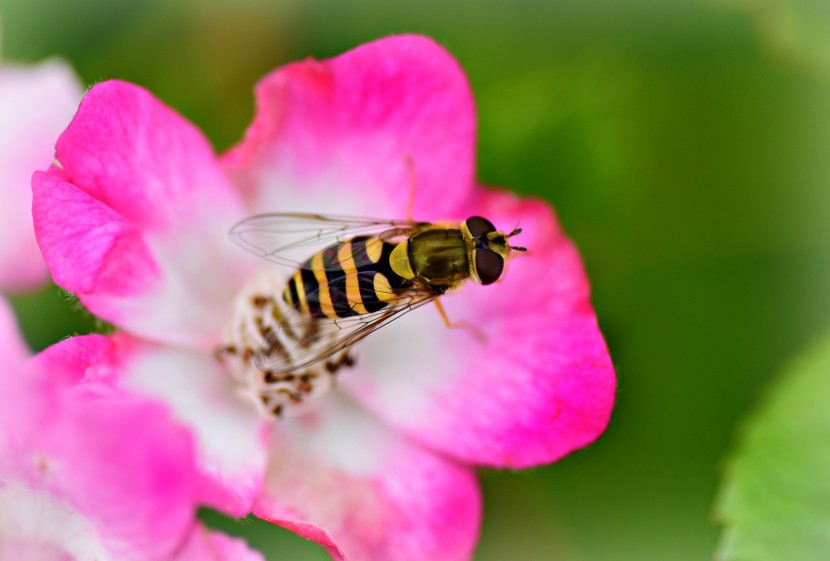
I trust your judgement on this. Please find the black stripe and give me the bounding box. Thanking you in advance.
[286,276,300,310]
[320,242,360,319]
[322,243,342,271]
[322,243,345,284]
[300,268,323,318]
[359,273,387,313]
[327,274,361,318]
[377,242,409,290]
[350,236,374,270]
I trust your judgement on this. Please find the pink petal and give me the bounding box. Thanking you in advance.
[32,171,162,308]
[0,300,55,467]
[44,395,198,561]
[0,298,29,366]
[3,336,200,561]
[33,81,255,348]
[254,393,481,561]
[0,480,109,561]
[0,60,81,291]
[52,80,240,233]
[224,34,475,220]
[38,333,271,516]
[174,528,266,561]
[342,188,616,468]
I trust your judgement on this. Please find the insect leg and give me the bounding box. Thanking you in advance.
[433,298,487,344]
[404,155,417,221]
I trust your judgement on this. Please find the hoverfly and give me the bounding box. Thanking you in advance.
[229,213,527,375]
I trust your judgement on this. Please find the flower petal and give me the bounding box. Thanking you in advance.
[342,188,616,467]
[224,34,475,220]
[0,299,53,468]
[32,171,162,308]
[51,333,271,516]
[0,60,81,291]
[254,393,481,561]
[44,396,198,561]
[174,527,266,561]
[0,298,28,366]
[3,336,201,561]
[33,81,254,348]
[0,480,109,561]
[51,80,240,233]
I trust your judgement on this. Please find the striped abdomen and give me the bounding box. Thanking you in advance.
[283,236,410,319]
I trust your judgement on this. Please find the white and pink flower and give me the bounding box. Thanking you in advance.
[0,55,264,561]
[0,300,264,561]
[0,59,81,292]
[32,35,616,560]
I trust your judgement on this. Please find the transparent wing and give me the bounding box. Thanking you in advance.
[258,274,436,374]
[230,213,424,268]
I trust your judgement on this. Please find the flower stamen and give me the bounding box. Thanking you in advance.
[217,272,355,419]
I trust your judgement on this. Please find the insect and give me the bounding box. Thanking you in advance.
[229,212,527,375]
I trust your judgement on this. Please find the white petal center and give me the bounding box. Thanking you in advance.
[0,478,107,561]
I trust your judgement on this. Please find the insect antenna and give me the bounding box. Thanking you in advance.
[506,224,526,251]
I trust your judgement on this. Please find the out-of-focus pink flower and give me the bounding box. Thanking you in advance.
[0,300,265,561]
[0,59,81,291]
[32,35,616,561]
[0,56,264,561]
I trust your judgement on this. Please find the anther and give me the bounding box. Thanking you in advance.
[217,272,354,420]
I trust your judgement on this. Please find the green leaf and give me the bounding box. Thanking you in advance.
[716,331,830,561]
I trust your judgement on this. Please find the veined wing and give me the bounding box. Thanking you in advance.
[230,213,424,268]
[256,273,436,374]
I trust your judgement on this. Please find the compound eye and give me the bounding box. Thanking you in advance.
[466,216,496,237]
[475,248,504,285]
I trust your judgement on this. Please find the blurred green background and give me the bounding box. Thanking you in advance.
[3,0,829,559]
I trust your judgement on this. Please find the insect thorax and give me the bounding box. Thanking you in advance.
[407,227,471,290]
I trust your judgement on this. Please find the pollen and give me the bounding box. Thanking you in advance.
[216,272,354,419]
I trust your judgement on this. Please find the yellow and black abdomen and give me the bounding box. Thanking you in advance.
[283,236,411,319]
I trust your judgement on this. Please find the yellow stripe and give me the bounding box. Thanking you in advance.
[337,241,368,315]
[311,252,337,319]
[373,272,397,303]
[292,269,311,316]
[389,241,415,279]
[365,237,383,263]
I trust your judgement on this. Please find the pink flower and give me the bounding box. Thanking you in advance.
[0,56,263,561]
[0,300,265,561]
[32,35,616,560]
[0,59,81,292]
